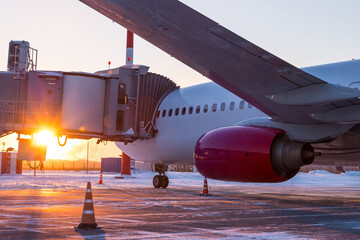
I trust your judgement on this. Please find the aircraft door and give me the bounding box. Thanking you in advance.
[349,81,360,90]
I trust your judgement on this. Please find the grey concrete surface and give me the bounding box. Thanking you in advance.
[0,183,359,239]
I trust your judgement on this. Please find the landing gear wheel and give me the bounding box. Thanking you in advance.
[153,175,162,188]
[160,176,169,188]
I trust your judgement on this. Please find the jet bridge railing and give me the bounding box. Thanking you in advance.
[0,100,59,135]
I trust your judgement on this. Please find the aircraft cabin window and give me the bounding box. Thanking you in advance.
[157,111,160,118]
[239,101,245,109]
[212,103,217,112]
[162,109,166,117]
[175,108,179,116]
[230,101,235,110]
[220,102,226,111]
[181,107,186,115]
[196,105,201,114]
[248,103,253,108]
[168,109,173,117]
[203,104,208,113]
[189,106,193,115]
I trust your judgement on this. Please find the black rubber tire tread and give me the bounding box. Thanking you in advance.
[161,175,169,188]
[153,175,162,188]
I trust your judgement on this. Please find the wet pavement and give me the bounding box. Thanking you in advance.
[0,182,359,239]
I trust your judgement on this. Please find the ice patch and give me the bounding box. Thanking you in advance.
[251,202,267,206]
[111,228,314,240]
[316,220,360,231]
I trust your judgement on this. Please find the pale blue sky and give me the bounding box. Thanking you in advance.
[1,0,359,87]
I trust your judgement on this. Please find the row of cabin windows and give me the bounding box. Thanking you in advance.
[157,101,253,118]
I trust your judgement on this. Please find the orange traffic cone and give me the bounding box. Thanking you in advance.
[200,177,211,196]
[76,182,100,229]
[98,171,103,184]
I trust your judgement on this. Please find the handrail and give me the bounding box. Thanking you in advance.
[0,100,57,132]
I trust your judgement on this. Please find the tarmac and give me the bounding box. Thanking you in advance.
[0,180,360,239]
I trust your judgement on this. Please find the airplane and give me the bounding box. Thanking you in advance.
[4,0,354,188]
[75,0,360,188]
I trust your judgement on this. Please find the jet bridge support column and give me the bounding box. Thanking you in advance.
[121,152,131,175]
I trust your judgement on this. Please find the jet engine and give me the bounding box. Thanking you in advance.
[194,126,315,183]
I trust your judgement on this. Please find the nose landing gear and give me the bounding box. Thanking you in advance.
[153,165,169,188]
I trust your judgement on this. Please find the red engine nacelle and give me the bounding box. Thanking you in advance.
[194,126,315,183]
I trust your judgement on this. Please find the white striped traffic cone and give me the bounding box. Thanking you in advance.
[200,177,211,196]
[76,182,100,229]
[99,171,103,184]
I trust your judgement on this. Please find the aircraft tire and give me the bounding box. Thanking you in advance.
[153,175,162,188]
[161,176,169,188]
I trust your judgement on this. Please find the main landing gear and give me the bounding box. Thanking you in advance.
[153,165,169,188]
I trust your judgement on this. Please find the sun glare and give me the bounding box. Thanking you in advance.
[34,130,55,146]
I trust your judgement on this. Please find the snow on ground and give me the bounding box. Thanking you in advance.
[0,169,359,191]
[0,170,359,239]
[116,229,313,240]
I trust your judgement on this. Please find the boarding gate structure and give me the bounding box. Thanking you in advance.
[0,41,178,155]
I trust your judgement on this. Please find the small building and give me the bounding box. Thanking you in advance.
[101,157,137,173]
[101,157,122,173]
[0,151,22,174]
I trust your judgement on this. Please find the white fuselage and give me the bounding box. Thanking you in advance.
[116,60,360,165]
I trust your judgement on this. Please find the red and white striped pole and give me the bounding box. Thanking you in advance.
[126,30,134,66]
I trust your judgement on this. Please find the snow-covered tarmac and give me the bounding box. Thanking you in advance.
[0,170,359,239]
[1,169,360,190]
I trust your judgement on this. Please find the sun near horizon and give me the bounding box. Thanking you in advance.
[1,132,121,161]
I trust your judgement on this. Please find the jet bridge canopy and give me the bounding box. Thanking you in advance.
[0,65,178,143]
[98,65,179,142]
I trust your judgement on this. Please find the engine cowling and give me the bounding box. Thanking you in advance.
[194,126,315,183]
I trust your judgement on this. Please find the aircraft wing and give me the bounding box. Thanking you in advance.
[80,0,360,124]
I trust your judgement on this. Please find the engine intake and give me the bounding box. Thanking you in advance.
[194,126,314,183]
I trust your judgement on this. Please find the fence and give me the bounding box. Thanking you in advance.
[22,159,101,171]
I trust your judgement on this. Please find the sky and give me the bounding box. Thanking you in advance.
[0,0,360,160]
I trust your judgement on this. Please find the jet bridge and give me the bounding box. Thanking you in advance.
[98,65,179,143]
[0,41,178,144]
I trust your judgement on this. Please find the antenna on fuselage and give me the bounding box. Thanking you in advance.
[126,30,134,66]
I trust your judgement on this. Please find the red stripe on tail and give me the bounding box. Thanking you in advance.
[126,30,134,48]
